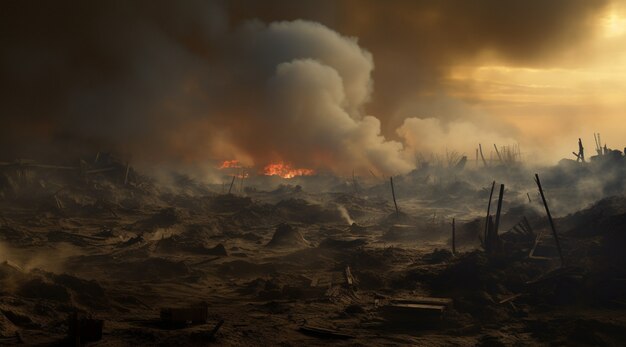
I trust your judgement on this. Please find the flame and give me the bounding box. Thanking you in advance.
[263,162,315,179]
[219,160,241,169]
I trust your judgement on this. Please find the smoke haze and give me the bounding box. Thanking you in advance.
[1,0,624,175]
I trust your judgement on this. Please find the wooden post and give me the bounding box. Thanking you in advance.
[527,192,532,203]
[485,216,494,254]
[578,138,585,162]
[493,144,504,164]
[390,177,399,216]
[494,184,504,237]
[478,144,488,167]
[228,175,236,194]
[452,218,456,255]
[484,181,496,244]
[534,173,564,266]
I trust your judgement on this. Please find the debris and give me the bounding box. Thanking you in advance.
[344,266,355,287]
[380,301,448,323]
[298,325,355,339]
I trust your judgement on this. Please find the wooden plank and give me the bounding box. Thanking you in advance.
[298,326,355,339]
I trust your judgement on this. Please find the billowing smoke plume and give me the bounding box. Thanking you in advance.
[0,3,412,175]
[214,20,413,174]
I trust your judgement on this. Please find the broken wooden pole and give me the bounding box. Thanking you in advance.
[493,184,505,237]
[390,176,399,216]
[527,192,532,203]
[493,144,504,164]
[485,216,494,254]
[578,138,585,162]
[484,181,496,244]
[451,218,456,255]
[534,173,564,266]
[478,143,488,167]
[228,175,236,194]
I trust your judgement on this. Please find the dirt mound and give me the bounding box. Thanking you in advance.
[17,278,71,302]
[266,223,309,249]
[51,273,108,308]
[135,207,186,230]
[561,195,626,237]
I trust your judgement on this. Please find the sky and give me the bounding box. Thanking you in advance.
[1,0,625,175]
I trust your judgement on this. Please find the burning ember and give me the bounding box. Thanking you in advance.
[263,162,314,179]
[219,160,241,169]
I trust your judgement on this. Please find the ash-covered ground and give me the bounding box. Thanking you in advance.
[1,153,626,346]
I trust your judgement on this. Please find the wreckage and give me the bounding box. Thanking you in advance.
[0,145,625,346]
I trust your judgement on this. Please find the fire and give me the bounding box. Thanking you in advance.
[263,162,315,179]
[219,160,241,169]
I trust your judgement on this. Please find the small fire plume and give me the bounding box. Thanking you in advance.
[219,160,241,169]
[263,162,315,179]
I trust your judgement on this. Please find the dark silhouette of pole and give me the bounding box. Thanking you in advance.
[390,177,399,216]
[479,144,488,167]
[535,173,564,266]
[484,181,496,243]
[452,218,456,254]
[228,175,236,194]
[493,184,505,237]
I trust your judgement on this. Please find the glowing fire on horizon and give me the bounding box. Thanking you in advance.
[219,160,241,169]
[263,162,315,179]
